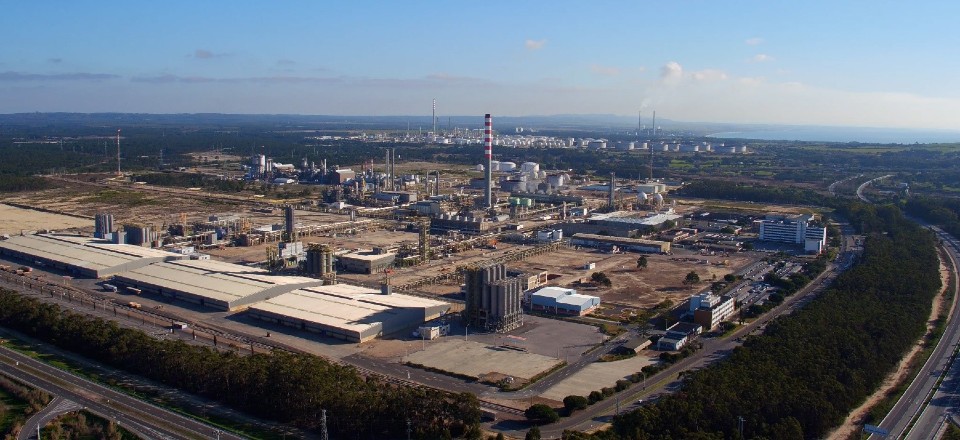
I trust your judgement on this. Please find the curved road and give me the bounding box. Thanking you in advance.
[0,346,244,440]
[856,174,893,203]
[17,396,81,440]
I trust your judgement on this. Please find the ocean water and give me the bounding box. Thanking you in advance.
[707,126,960,144]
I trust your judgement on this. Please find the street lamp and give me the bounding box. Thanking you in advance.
[465,324,470,341]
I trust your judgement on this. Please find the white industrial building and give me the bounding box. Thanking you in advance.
[525,286,600,316]
[0,234,186,278]
[113,259,324,311]
[758,214,827,253]
[248,283,450,343]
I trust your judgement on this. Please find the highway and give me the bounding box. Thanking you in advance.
[0,346,243,440]
[856,174,894,203]
[872,225,960,439]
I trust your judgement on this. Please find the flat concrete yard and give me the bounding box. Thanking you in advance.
[0,204,90,234]
[539,354,658,401]
[404,339,561,381]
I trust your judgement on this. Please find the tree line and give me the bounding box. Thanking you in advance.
[674,179,828,206]
[0,292,481,439]
[564,202,940,439]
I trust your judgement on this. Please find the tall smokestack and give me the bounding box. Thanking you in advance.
[384,149,390,190]
[391,148,396,190]
[609,172,616,209]
[435,170,440,196]
[116,129,121,176]
[651,110,657,138]
[484,114,493,208]
[432,99,437,134]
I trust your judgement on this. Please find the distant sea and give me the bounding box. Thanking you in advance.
[707,126,960,144]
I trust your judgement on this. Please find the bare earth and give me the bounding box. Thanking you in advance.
[0,203,91,234]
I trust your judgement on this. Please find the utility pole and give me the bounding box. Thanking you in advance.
[738,415,745,438]
[406,418,412,440]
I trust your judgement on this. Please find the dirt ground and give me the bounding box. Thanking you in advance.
[0,204,91,234]
[508,246,754,309]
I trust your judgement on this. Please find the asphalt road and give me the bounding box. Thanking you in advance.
[17,396,81,440]
[0,346,243,440]
[872,225,960,439]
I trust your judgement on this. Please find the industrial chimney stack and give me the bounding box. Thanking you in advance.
[484,114,493,209]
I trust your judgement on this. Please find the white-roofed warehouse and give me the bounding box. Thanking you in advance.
[525,286,600,316]
[112,258,450,342]
[249,284,450,343]
[112,259,325,311]
[0,234,186,278]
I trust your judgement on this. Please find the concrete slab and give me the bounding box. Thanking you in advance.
[539,354,658,401]
[404,339,561,381]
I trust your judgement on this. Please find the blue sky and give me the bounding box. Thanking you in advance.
[2,1,959,129]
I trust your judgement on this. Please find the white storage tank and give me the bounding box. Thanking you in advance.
[520,162,540,174]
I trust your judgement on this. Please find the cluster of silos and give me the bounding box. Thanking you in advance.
[304,244,335,278]
[123,224,160,247]
[94,213,114,239]
[463,262,523,333]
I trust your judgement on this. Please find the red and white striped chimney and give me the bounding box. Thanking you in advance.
[484,114,493,208]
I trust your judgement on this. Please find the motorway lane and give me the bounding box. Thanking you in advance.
[0,346,244,440]
[874,227,960,439]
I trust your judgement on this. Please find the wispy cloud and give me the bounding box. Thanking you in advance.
[751,54,775,63]
[48,58,62,64]
[0,71,120,81]
[131,74,341,84]
[690,69,728,82]
[524,39,547,51]
[192,49,231,59]
[745,37,763,46]
[590,64,621,76]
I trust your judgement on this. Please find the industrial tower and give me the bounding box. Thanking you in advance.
[484,114,493,209]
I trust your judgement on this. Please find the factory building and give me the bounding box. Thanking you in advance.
[112,259,324,311]
[0,234,186,278]
[569,234,671,254]
[758,214,827,254]
[525,286,600,316]
[463,262,523,333]
[559,211,682,238]
[248,283,450,343]
[338,248,397,274]
[689,292,736,330]
[430,214,499,235]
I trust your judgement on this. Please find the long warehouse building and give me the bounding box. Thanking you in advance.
[0,234,186,278]
[249,284,450,343]
[0,235,450,343]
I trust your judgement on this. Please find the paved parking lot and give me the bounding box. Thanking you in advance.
[404,339,561,381]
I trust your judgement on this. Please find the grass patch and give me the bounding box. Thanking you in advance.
[0,383,30,436]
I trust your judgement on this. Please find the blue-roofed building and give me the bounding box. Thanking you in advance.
[525,286,600,316]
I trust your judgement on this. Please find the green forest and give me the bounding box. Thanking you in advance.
[0,293,481,439]
[563,203,940,439]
